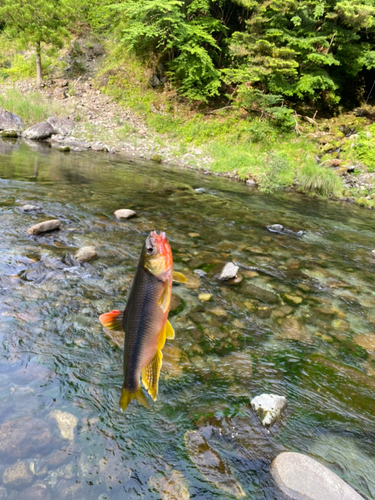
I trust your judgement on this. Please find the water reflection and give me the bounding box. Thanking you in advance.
[0,140,374,499]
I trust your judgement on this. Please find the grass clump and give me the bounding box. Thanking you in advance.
[257,152,294,194]
[0,88,67,126]
[298,163,343,198]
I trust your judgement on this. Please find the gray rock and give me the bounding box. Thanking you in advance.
[193,269,207,277]
[267,224,304,237]
[271,452,365,500]
[46,117,75,136]
[114,209,136,220]
[0,418,53,462]
[20,204,41,212]
[217,262,239,281]
[251,393,287,427]
[27,220,61,235]
[246,179,256,187]
[17,483,52,500]
[0,109,23,136]
[3,461,34,487]
[243,283,279,304]
[23,122,54,141]
[194,188,206,193]
[91,143,106,151]
[74,246,97,263]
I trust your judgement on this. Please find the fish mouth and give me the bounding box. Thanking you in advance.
[150,230,166,242]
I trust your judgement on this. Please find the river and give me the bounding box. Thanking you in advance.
[0,138,374,499]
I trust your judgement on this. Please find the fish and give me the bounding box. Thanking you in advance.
[99,231,186,412]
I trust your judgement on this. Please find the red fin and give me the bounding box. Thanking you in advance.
[99,310,124,331]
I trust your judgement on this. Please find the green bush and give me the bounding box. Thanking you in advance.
[257,152,294,194]
[298,163,343,197]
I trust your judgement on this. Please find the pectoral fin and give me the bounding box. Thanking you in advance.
[141,350,163,401]
[173,271,187,283]
[99,310,124,331]
[157,282,170,313]
[166,320,175,339]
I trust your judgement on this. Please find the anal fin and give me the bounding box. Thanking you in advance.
[99,310,124,331]
[141,350,163,401]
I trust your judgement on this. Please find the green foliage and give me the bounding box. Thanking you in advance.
[0,88,66,126]
[352,125,375,172]
[298,163,343,197]
[257,152,294,193]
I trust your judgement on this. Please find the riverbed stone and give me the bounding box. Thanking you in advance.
[277,317,313,344]
[27,220,61,235]
[17,483,52,500]
[148,469,190,500]
[21,204,42,212]
[0,417,53,461]
[251,394,287,427]
[271,452,365,500]
[282,294,303,305]
[3,461,34,487]
[243,284,279,304]
[74,246,97,263]
[114,209,136,219]
[185,430,245,498]
[23,121,55,140]
[216,262,239,281]
[0,109,23,136]
[353,333,375,353]
[49,411,78,441]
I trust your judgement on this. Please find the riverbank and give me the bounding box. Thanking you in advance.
[1,76,375,208]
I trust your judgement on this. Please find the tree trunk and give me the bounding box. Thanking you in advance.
[36,42,42,87]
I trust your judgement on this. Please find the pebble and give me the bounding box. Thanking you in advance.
[199,293,212,301]
[49,411,78,441]
[20,204,41,212]
[353,333,375,352]
[277,318,313,344]
[27,220,61,235]
[282,294,303,305]
[3,460,34,487]
[114,209,136,219]
[148,470,190,500]
[217,262,239,281]
[251,393,287,427]
[74,246,97,263]
[193,269,207,277]
[271,452,364,500]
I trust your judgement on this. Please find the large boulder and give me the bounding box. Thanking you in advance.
[0,109,24,137]
[46,116,75,136]
[23,121,54,140]
[271,452,365,500]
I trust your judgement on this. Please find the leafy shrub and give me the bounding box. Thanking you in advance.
[298,163,343,197]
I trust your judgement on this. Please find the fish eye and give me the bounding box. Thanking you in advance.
[146,246,154,254]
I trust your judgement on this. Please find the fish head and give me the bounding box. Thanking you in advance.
[143,231,172,278]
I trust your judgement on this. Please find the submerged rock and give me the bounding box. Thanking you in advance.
[271,452,364,500]
[19,483,52,500]
[23,121,55,140]
[277,317,313,344]
[243,284,279,304]
[0,417,53,461]
[185,430,245,498]
[251,394,287,427]
[27,220,61,235]
[114,209,136,220]
[49,410,78,441]
[3,460,34,487]
[74,246,97,263]
[267,224,304,237]
[148,469,190,500]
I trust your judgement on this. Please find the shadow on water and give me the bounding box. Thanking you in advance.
[0,138,374,499]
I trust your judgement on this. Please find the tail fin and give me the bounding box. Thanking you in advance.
[119,386,150,412]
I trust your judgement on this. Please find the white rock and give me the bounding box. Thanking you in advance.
[218,262,239,281]
[2,460,34,487]
[21,204,41,212]
[49,410,78,441]
[114,209,136,220]
[74,246,97,263]
[271,452,364,500]
[27,220,61,235]
[250,393,287,427]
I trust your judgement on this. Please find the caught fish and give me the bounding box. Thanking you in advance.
[99,231,186,412]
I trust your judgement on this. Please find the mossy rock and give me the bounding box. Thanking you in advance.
[151,154,162,163]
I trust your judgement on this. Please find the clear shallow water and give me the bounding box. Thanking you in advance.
[0,138,375,499]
